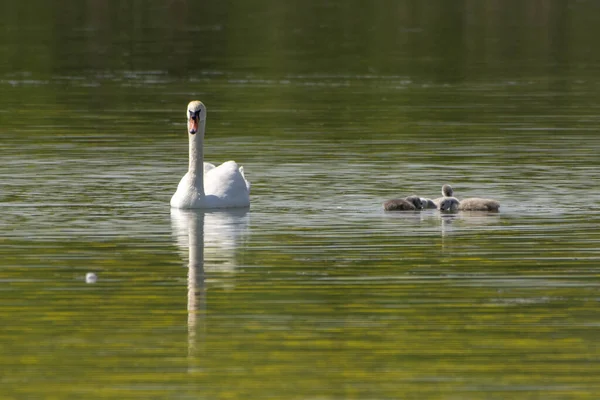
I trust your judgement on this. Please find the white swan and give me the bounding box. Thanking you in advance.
[171,101,250,209]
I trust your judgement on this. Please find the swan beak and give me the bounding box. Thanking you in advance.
[188,117,198,135]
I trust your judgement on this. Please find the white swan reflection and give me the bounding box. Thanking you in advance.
[170,208,250,367]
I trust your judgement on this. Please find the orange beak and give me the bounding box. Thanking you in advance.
[188,117,198,134]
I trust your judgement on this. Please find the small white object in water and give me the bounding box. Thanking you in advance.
[85,272,98,284]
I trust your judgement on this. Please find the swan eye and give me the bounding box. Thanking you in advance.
[189,110,201,120]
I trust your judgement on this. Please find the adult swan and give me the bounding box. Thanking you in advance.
[170,101,250,209]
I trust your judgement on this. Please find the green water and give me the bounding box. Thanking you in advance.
[1,1,600,399]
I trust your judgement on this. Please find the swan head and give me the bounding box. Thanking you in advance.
[187,100,206,135]
[441,184,453,197]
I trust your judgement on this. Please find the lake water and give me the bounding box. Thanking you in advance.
[1,1,600,399]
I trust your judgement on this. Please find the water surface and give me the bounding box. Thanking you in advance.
[1,1,600,399]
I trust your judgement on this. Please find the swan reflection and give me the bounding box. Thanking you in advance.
[171,208,250,273]
[170,208,250,368]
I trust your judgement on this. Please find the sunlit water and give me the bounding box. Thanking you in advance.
[2,1,600,399]
[3,85,600,397]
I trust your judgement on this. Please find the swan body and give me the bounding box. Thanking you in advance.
[171,101,250,209]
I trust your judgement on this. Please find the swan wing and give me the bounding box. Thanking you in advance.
[204,161,250,208]
[204,162,216,174]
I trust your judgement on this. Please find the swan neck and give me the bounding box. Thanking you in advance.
[188,120,206,189]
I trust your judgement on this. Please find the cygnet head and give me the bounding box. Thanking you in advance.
[187,100,206,135]
[442,184,453,197]
[439,197,459,212]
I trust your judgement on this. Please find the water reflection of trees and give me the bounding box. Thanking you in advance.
[0,1,591,81]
